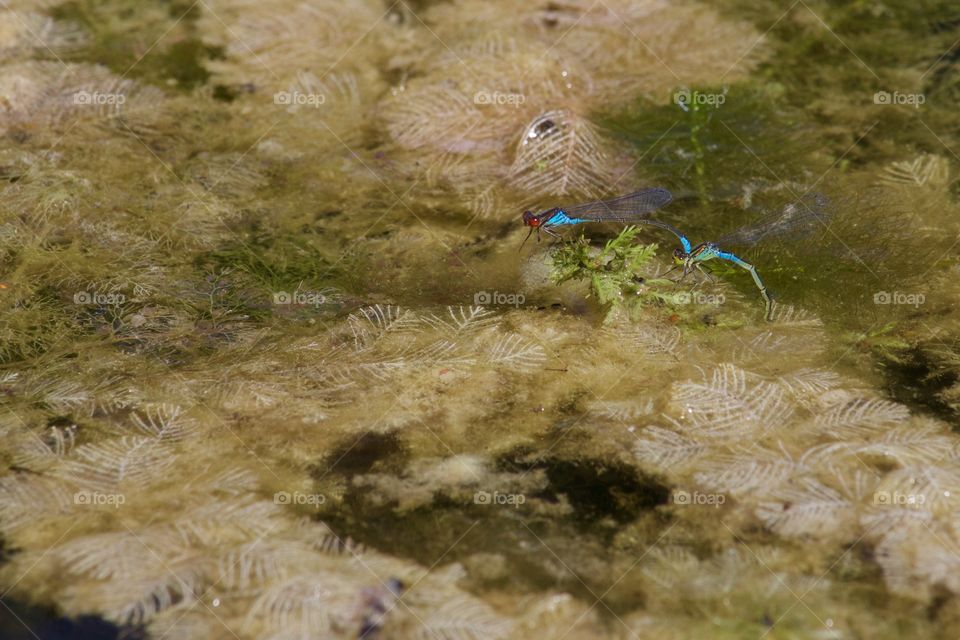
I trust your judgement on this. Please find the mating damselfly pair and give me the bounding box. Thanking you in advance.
[521,188,831,320]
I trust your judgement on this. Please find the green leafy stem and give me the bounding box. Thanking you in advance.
[550,226,679,311]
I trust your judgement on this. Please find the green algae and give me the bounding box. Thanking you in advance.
[52,0,216,91]
[550,228,667,314]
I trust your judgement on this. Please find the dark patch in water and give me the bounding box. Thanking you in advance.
[212,82,256,103]
[322,491,589,598]
[6,129,28,146]
[153,40,220,90]
[0,597,143,640]
[311,431,407,478]
[497,452,670,525]
[317,444,670,608]
[881,347,959,425]
[927,585,954,622]
[0,534,13,564]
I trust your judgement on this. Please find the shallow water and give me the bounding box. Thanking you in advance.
[2,0,960,638]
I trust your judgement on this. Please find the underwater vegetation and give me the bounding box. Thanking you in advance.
[3,0,960,639]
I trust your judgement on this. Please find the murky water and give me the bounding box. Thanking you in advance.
[2,1,960,638]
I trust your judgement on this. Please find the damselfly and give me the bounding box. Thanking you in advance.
[521,188,675,248]
[657,193,832,320]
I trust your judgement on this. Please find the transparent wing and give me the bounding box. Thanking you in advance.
[633,219,691,247]
[716,193,832,248]
[563,188,673,221]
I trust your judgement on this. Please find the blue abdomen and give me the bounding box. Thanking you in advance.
[548,210,587,226]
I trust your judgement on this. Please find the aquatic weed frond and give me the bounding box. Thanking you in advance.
[509,109,614,199]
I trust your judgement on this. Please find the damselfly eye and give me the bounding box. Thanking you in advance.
[522,211,538,226]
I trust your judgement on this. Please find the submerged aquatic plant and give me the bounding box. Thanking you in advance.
[377,0,767,219]
[550,225,741,321]
[550,227,662,308]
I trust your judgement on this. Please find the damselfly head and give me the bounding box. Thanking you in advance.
[672,248,686,263]
[522,211,540,227]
